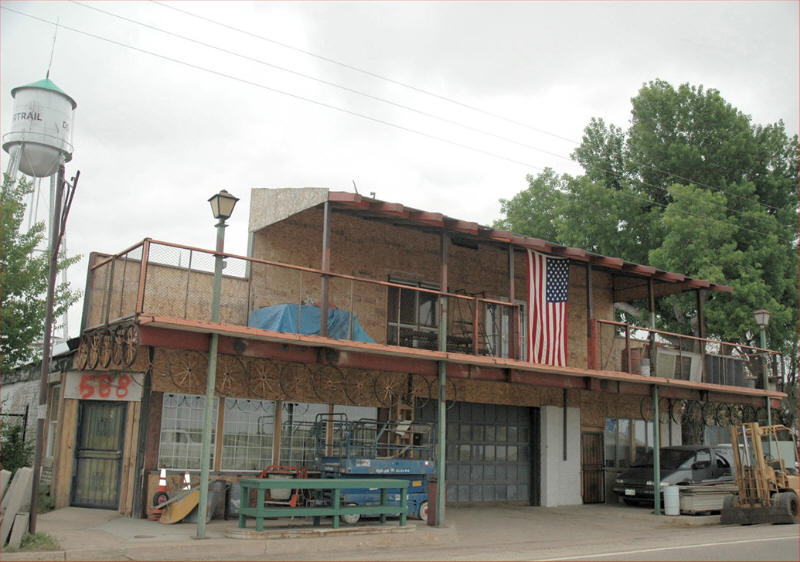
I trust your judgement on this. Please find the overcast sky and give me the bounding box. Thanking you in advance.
[2,1,798,339]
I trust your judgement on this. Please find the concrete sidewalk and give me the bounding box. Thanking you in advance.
[1,503,719,561]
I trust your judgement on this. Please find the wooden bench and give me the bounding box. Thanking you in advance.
[237,477,409,530]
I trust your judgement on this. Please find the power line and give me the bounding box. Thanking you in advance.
[70,0,569,163]
[152,0,793,219]
[73,1,798,230]
[3,5,793,245]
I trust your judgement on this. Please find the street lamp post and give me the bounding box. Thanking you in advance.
[197,189,238,539]
[753,308,771,427]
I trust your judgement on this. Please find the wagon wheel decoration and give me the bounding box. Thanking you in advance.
[73,335,90,371]
[216,354,246,397]
[111,324,127,366]
[343,371,372,404]
[670,399,685,425]
[86,331,102,370]
[407,374,432,411]
[373,372,407,407]
[683,400,705,428]
[167,349,207,393]
[742,404,757,422]
[443,378,457,410]
[639,396,654,421]
[701,401,718,426]
[98,329,114,369]
[728,403,744,426]
[311,364,347,404]
[279,363,307,400]
[654,397,672,425]
[714,403,732,426]
[247,359,279,399]
[121,324,139,367]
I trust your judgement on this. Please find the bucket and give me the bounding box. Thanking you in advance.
[267,473,294,500]
[663,485,680,516]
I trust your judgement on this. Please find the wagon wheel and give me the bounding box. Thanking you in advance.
[98,330,114,369]
[247,359,279,399]
[73,335,90,371]
[670,399,685,425]
[111,325,126,366]
[311,364,346,404]
[122,324,139,367]
[639,396,654,421]
[728,403,744,426]
[443,378,457,410]
[216,354,246,397]
[343,371,371,404]
[684,400,705,428]
[741,404,757,422]
[168,349,207,393]
[86,331,102,370]
[279,363,307,400]
[656,398,672,425]
[701,401,717,426]
[714,403,732,426]
[373,372,407,407]
[407,374,432,411]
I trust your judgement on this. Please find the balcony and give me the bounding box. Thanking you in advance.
[75,239,785,406]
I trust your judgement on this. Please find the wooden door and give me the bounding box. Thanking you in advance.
[71,401,126,509]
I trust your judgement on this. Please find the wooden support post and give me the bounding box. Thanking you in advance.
[320,201,331,338]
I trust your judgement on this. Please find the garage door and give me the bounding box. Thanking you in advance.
[421,402,538,504]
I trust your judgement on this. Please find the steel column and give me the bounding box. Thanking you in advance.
[652,384,661,515]
[436,232,448,527]
[320,201,331,337]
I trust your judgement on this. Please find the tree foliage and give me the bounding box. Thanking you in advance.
[496,80,799,359]
[1,175,80,374]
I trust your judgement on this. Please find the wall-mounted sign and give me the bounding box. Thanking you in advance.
[65,372,144,402]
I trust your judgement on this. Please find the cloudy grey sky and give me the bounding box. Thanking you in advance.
[2,1,798,338]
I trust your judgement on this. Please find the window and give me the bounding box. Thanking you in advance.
[604,417,655,469]
[158,393,218,470]
[387,278,439,350]
[485,300,527,359]
[45,384,61,458]
[278,402,329,466]
[221,398,275,471]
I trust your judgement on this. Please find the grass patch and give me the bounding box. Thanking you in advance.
[3,532,61,552]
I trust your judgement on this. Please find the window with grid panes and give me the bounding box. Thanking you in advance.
[221,398,275,471]
[158,393,218,470]
[387,277,439,350]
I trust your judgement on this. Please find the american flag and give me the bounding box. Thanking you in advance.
[527,249,570,366]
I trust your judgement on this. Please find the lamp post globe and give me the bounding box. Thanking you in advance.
[753,309,771,427]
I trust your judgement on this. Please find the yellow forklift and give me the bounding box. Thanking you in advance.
[721,422,799,525]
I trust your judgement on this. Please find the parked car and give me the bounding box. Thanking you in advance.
[612,445,735,505]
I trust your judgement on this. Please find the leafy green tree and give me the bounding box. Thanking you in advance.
[496,79,799,359]
[1,175,80,374]
[0,415,33,476]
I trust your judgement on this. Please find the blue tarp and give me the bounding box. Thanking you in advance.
[247,304,375,344]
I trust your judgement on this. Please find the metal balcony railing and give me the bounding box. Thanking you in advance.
[83,239,522,359]
[593,319,786,391]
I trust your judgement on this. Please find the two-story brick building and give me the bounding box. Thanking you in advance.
[40,187,785,519]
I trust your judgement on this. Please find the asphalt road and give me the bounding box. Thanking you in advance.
[259,523,799,561]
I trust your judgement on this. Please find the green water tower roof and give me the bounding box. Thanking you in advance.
[11,77,77,109]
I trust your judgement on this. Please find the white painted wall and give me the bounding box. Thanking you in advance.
[539,405,582,506]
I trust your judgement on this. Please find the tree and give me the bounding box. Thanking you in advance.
[1,175,80,374]
[496,79,799,355]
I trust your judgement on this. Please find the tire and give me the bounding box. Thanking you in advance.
[341,503,360,525]
[722,493,737,511]
[776,492,799,524]
[152,491,169,507]
[418,500,429,522]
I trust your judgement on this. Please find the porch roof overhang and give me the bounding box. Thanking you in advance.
[326,191,733,300]
[137,315,784,408]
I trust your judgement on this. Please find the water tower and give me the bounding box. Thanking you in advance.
[3,77,76,178]
[3,76,77,343]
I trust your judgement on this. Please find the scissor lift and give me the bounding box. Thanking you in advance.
[313,413,436,524]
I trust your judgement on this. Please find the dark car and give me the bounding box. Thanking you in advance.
[612,445,735,505]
